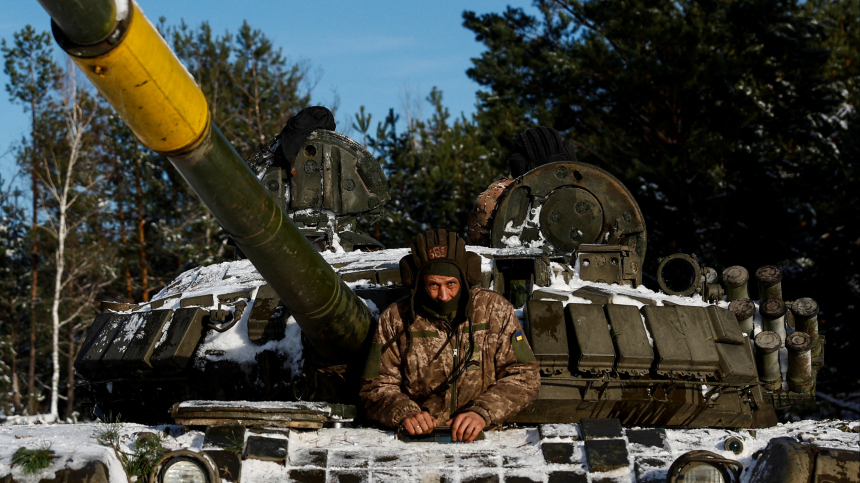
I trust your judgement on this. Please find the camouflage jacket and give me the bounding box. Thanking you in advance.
[360,288,540,428]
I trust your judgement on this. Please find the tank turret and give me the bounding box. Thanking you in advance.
[246,129,390,252]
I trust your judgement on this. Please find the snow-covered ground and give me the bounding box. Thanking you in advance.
[0,418,857,482]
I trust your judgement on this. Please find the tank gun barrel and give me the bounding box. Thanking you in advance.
[36,0,118,46]
[38,0,370,363]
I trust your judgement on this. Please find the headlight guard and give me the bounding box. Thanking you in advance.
[150,449,221,483]
[666,450,742,483]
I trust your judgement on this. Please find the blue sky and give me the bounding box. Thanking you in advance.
[1,0,538,184]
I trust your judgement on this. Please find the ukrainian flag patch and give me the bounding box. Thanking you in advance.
[511,331,536,363]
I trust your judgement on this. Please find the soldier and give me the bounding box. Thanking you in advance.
[360,229,540,442]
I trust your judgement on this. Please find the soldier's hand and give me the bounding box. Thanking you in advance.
[401,411,438,435]
[445,411,486,442]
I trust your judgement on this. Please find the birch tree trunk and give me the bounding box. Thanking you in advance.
[48,81,73,419]
[65,325,76,419]
[49,194,66,418]
[47,63,91,418]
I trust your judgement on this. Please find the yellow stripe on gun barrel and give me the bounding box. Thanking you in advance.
[69,2,209,155]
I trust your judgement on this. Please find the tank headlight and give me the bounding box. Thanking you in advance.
[677,462,725,482]
[152,450,220,483]
[724,437,744,455]
[162,459,206,483]
[667,451,742,483]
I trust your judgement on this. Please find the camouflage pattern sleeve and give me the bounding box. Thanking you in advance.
[462,299,540,425]
[359,304,422,428]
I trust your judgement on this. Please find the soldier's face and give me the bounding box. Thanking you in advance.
[423,274,461,302]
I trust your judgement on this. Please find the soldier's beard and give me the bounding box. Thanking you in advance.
[417,285,462,323]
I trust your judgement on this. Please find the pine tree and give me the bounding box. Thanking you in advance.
[168,20,314,159]
[2,25,60,415]
[352,106,373,148]
[0,176,29,415]
[800,0,860,401]
[369,88,501,247]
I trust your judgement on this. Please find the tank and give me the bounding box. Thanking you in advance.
[22,3,858,483]
[44,0,822,430]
